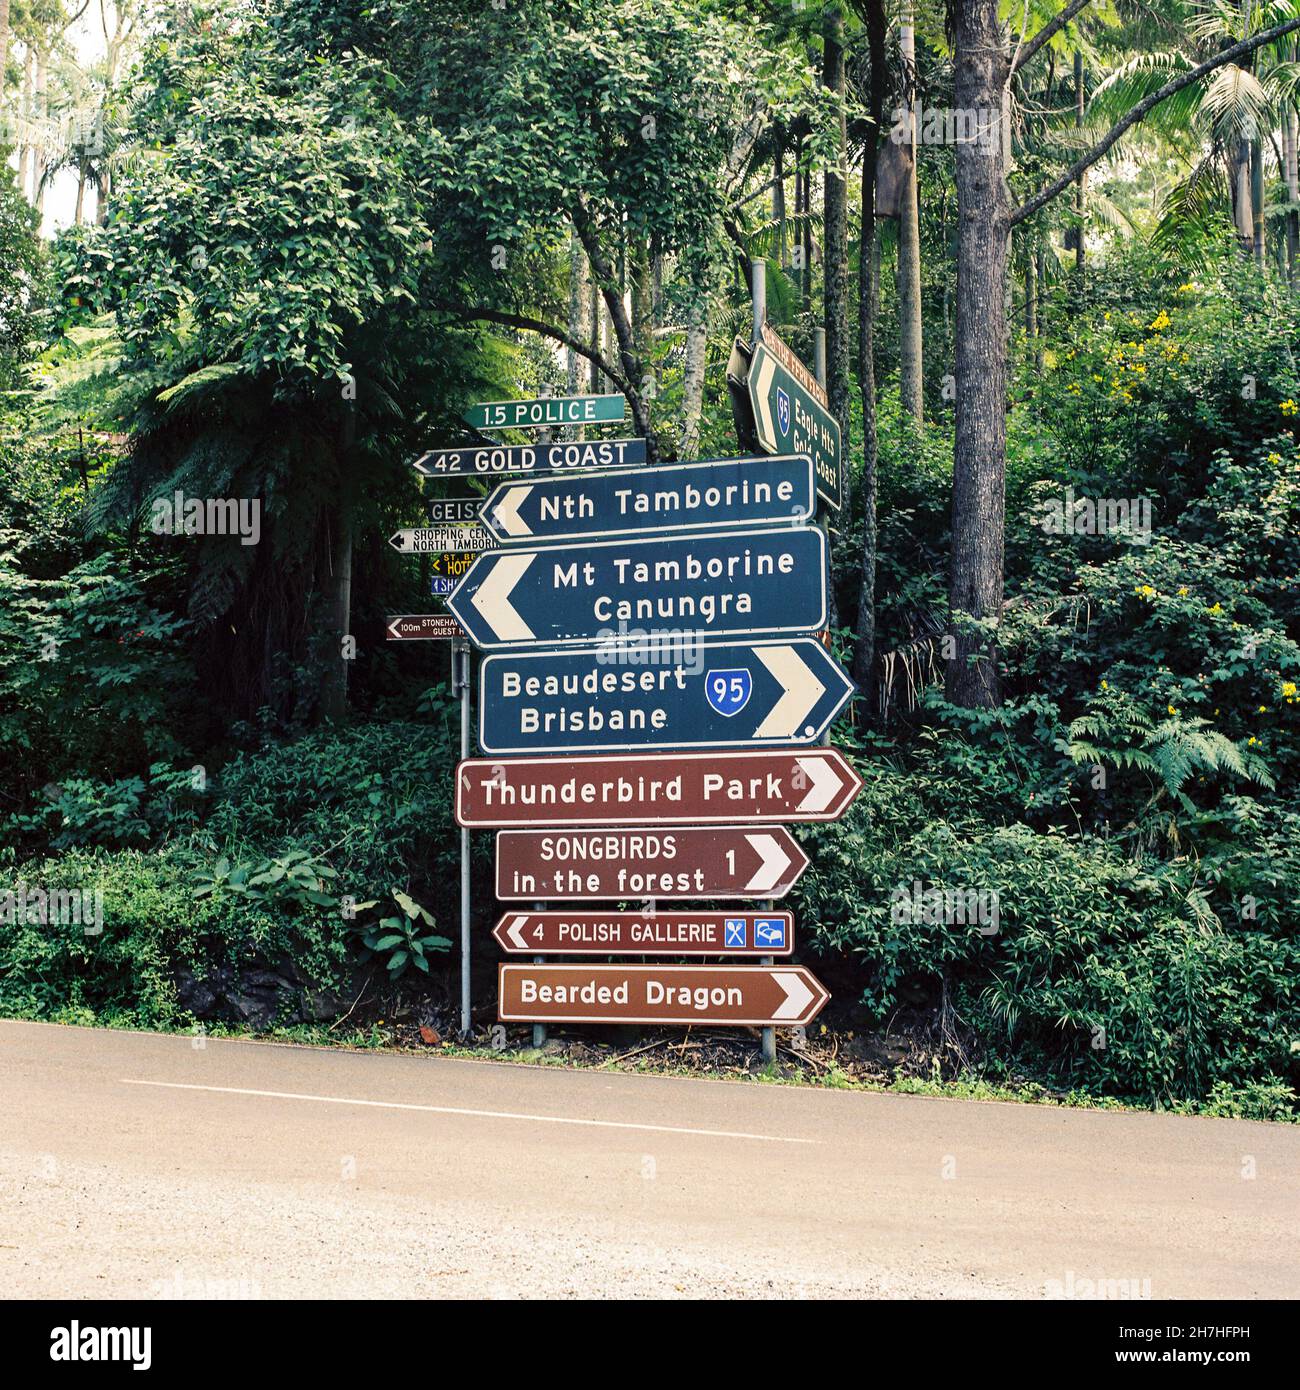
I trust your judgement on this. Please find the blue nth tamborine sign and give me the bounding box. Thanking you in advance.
[478,637,854,755]
[447,526,826,650]
[478,454,814,545]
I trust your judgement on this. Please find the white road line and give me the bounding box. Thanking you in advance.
[119,1079,816,1144]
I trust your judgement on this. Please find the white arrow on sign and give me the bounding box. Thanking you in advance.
[492,485,534,539]
[794,755,844,814]
[744,832,794,893]
[771,969,816,1021]
[753,645,827,739]
[504,914,530,951]
[751,350,779,453]
[471,553,536,642]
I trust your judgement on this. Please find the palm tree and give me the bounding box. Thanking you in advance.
[1090,0,1300,268]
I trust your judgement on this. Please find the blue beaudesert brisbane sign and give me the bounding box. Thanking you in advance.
[478,637,855,755]
[478,454,815,545]
[446,526,827,651]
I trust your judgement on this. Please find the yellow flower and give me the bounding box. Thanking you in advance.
[1175,282,1195,295]
[1282,682,1297,698]
[1258,705,1268,713]
[1248,736,1258,746]
[1177,586,1188,597]
[1149,310,1171,332]
[1167,703,1178,716]
[1135,584,1157,600]
[1282,400,1299,416]
[1207,602,1222,614]
[1101,680,1109,690]
[1268,452,1283,464]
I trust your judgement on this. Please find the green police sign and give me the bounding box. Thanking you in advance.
[465,394,627,431]
[747,343,842,512]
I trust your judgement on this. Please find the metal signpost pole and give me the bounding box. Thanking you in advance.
[455,635,472,1037]
[814,325,834,751]
[532,383,552,1051]
[750,258,777,1067]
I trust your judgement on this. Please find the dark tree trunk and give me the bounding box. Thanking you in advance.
[1073,51,1085,296]
[822,8,851,442]
[571,199,656,456]
[853,0,887,695]
[945,0,1009,709]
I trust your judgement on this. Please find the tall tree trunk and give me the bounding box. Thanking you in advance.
[1285,98,1299,284]
[566,235,588,439]
[571,198,656,453]
[589,275,601,392]
[897,12,924,419]
[679,292,708,460]
[1035,243,1047,370]
[774,141,787,269]
[1231,138,1253,252]
[822,8,851,442]
[16,46,33,197]
[1250,138,1265,264]
[946,0,1009,709]
[0,0,11,88]
[853,0,888,694]
[319,507,353,723]
[630,235,653,370]
[74,164,86,225]
[33,47,47,215]
[1072,51,1085,294]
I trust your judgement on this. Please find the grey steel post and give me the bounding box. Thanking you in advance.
[455,636,472,1037]
[532,909,547,1050]
[761,912,776,1065]
[532,387,552,1050]
[751,258,766,346]
[814,327,834,748]
[752,260,776,1066]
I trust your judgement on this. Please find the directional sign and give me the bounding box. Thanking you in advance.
[455,747,862,827]
[495,825,809,900]
[389,526,497,554]
[414,438,647,478]
[479,455,814,546]
[498,963,829,1027]
[425,499,483,524]
[430,553,474,596]
[760,323,829,410]
[449,527,825,651]
[493,909,794,956]
[386,614,465,641]
[749,342,843,512]
[478,637,854,755]
[465,394,626,431]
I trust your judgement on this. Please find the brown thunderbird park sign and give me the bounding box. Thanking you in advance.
[493,909,794,956]
[456,748,862,827]
[498,963,829,1026]
[495,826,809,900]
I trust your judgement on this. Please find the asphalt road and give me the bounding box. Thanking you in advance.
[2,1020,1296,1299]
